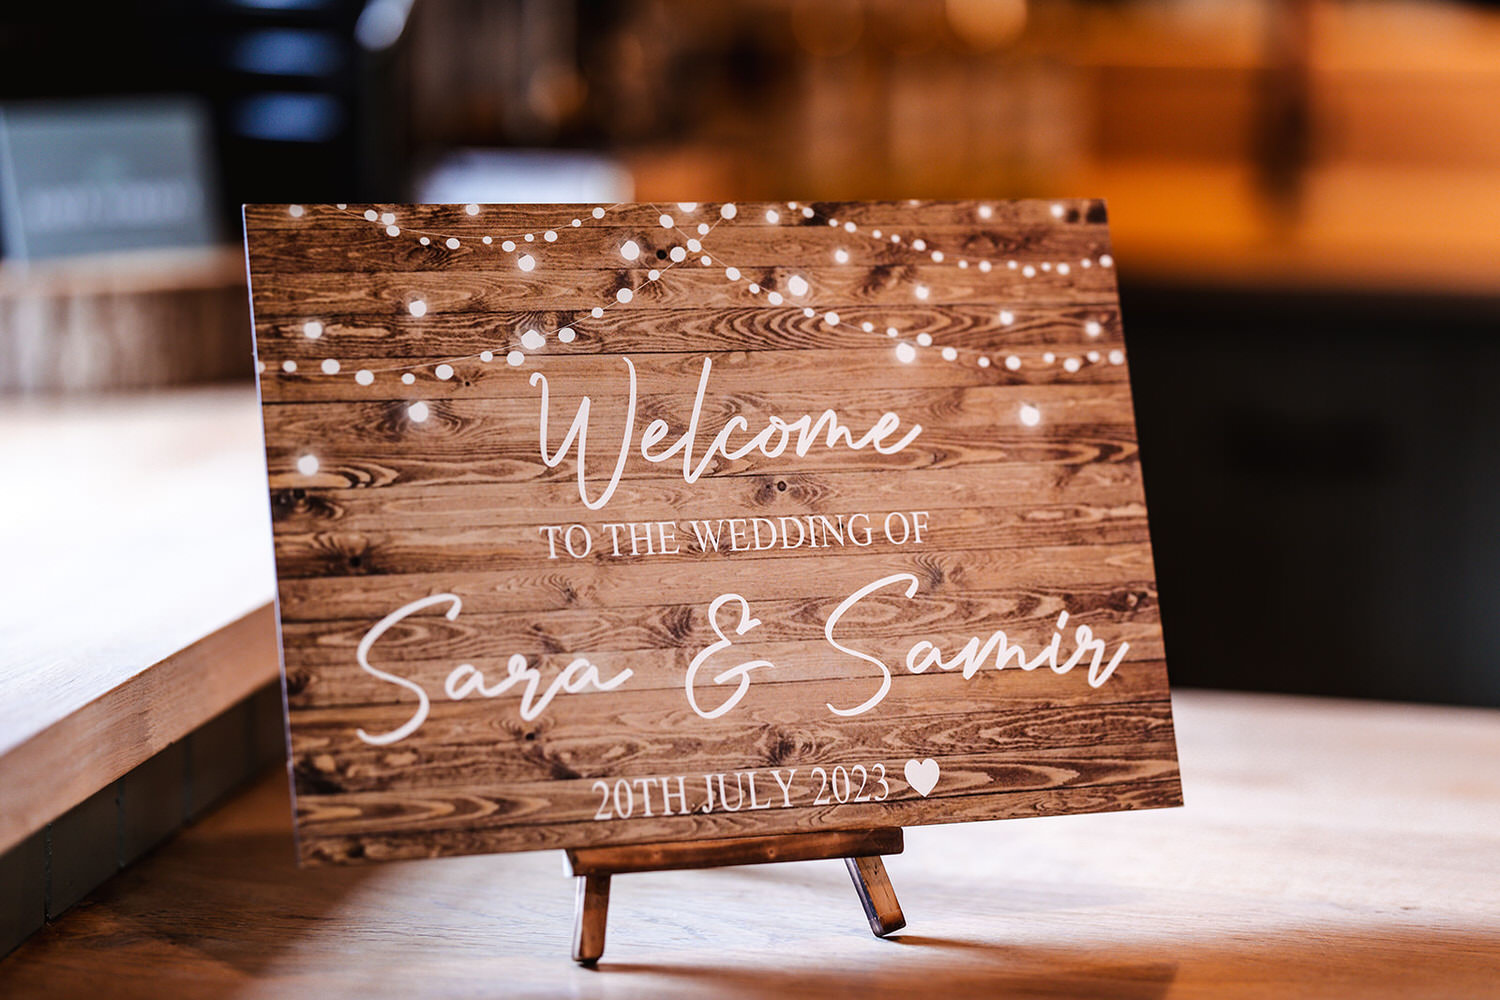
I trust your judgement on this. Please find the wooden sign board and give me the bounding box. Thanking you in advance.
[245,200,1182,865]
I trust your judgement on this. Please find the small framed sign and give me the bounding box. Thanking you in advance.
[246,201,1181,864]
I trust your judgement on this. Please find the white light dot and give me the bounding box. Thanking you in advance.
[896,342,917,363]
[558,327,576,343]
[445,237,460,250]
[380,212,395,225]
[297,454,319,474]
[1087,351,1101,363]
[521,329,545,350]
[659,214,674,229]
[402,372,415,384]
[303,320,323,339]
[1005,355,1021,370]
[941,347,958,361]
[466,204,480,215]
[931,251,944,263]
[788,202,799,209]
[283,360,297,373]
[1085,320,1103,337]
[788,274,809,296]
[725,266,741,281]
[843,221,855,232]
[1100,254,1114,268]
[748,283,760,294]
[891,234,900,243]
[871,229,882,238]
[958,260,969,269]
[913,239,927,251]
[256,360,266,374]
[834,249,849,264]
[1081,258,1092,268]
[1057,263,1070,275]
[1019,403,1041,426]
[408,299,427,317]
[1051,203,1065,218]
[1022,265,1036,278]
[544,230,557,242]
[1064,357,1081,373]
[435,364,454,380]
[1008,260,1018,269]
[363,209,378,221]
[977,356,991,368]
[1109,349,1125,365]
[1041,262,1052,272]
[687,238,701,252]
[670,246,686,263]
[765,209,780,223]
[914,285,930,301]
[701,255,711,266]
[697,222,709,235]
[978,205,993,219]
[1043,352,1056,364]
[591,307,604,318]
[482,236,492,244]
[386,225,400,236]
[999,310,1014,325]
[979,260,992,272]
[885,326,898,337]
[502,240,516,252]
[572,219,581,227]
[678,202,697,211]
[336,203,347,209]
[917,332,933,347]
[518,254,535,272]
[824,311,840,326]
[356,369,374,384]
[480,351,494,362]
[321,358,340,375]
[861,321,874,332]
[506,350,524,366]
[620,240,640,261]
[592,207,606,219]
[617,288,634,303]
[720,203,737,219]
[419,237,430,246]
[408,401,430,422]
[648,269,660,281]
[524,233,534,241]
[289,205,304,217]
[804,207,815,218]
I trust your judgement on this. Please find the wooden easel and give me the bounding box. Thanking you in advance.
[565,827,907,964]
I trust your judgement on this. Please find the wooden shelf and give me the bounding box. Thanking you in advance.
[0,386,278,856]
[2,690,1497,996]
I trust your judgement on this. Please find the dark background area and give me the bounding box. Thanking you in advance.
[3,0,1498,707]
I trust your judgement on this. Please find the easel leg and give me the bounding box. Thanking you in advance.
[845,855,906,937]
[572,873,611,966]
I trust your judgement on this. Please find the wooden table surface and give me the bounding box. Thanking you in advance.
[0,386,276,854]
[2,689,1496,999]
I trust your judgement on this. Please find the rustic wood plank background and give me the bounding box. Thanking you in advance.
[244,200,1180,864]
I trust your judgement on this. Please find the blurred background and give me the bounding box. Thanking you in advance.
[1,0,1497,707]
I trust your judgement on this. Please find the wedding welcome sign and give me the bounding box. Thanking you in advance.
[246,200,1181,865]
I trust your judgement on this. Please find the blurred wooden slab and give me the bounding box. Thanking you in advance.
[0,386,278,854]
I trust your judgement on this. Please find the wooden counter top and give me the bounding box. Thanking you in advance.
[0,386,277,854]
[2,690,1496,998]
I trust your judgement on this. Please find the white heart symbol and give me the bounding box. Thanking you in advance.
[904,758,940,797]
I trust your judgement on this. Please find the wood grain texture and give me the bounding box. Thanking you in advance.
[6,692,1493,999]
[244,200,1178,862]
